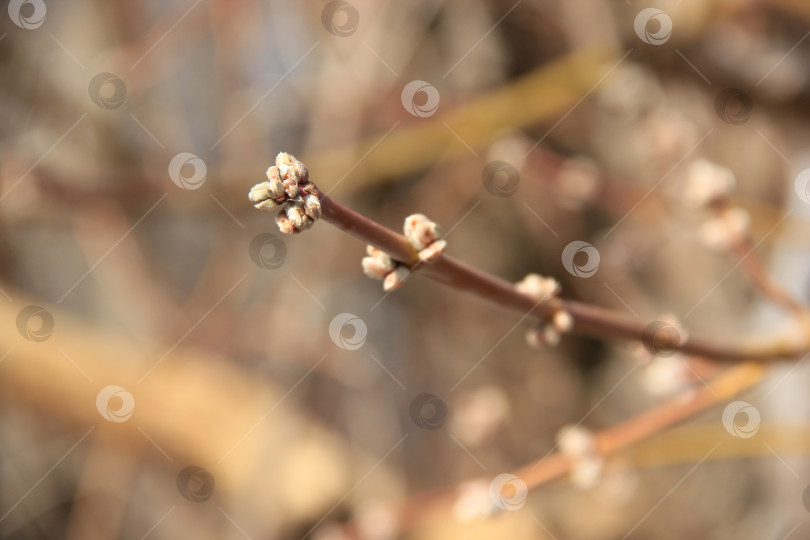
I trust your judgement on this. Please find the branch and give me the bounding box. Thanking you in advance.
[315,188,807,362]
[248,155,810,364]
[359,362,765,536]
[729,222,810,320]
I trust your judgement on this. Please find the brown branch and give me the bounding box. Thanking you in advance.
[335,362,765,536]
[730,237,810,319]
[517,362,764,487]
[699,195,810,320]
[311,187,808,363]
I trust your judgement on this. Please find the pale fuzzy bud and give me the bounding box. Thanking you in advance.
[525,327,540,349]
[450,386,510,447]
[367,246,395,269]
[363,244,398,282]
[377,248,395,267]
[275,152,294,168]
[684,159,736,208]
[266,166,281,182]
[294,158,309,183]
[404,214,442,250]
[362,257,386,280]
[362,256,394,280]
[275,152,309,184]
[266,168,286,199]
[303,194,321,220]
[557,425,597,459]
[418,240,447,263]
[284,180,300,199]
[254,198,278,211]
[452,480,494,523]
[275,212,297,235]
[698,207,749,251]
[557,425,604,487]
[285,203,307,229]
[249,181,272,203]
[515,274,560,302]
[642,356,690,396]
[593,464,638,504]
[275,152,298,180]
[383,266,409,292]
[526,324,560,348]
[552,310,574,333]
[262,166,291,203]
[366,245,387,258]
[300,215,315,231]
[570,456,604,490]
[543,325,561,347]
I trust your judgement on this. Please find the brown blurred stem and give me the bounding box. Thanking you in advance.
[731,236,809,318]
[356,362,765,536]
[705,198,810,320]
[515,362,765,487]
[311,187,808,363]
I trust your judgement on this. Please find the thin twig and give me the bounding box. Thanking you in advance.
[311,186,808,363]
[730,237,809,318]
[337,362,765,536]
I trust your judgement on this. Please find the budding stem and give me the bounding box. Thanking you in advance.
[256,168,810,364]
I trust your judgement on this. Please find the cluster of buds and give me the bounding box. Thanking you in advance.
[248,152,321,234]
[516,273,573,347]
[362,214,446,291]
[684,159,750,251]
[556,425,603,489]
[515,273,560,300]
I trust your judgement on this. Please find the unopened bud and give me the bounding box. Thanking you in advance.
[404,214,442,250]
[552,310,573,333]
[418,240,447,263]
[303,194,321,220]
[383,266,410,291]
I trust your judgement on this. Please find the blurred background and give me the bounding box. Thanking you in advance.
[1,0,810,538]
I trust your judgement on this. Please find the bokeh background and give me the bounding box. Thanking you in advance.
[1,0,810,538]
